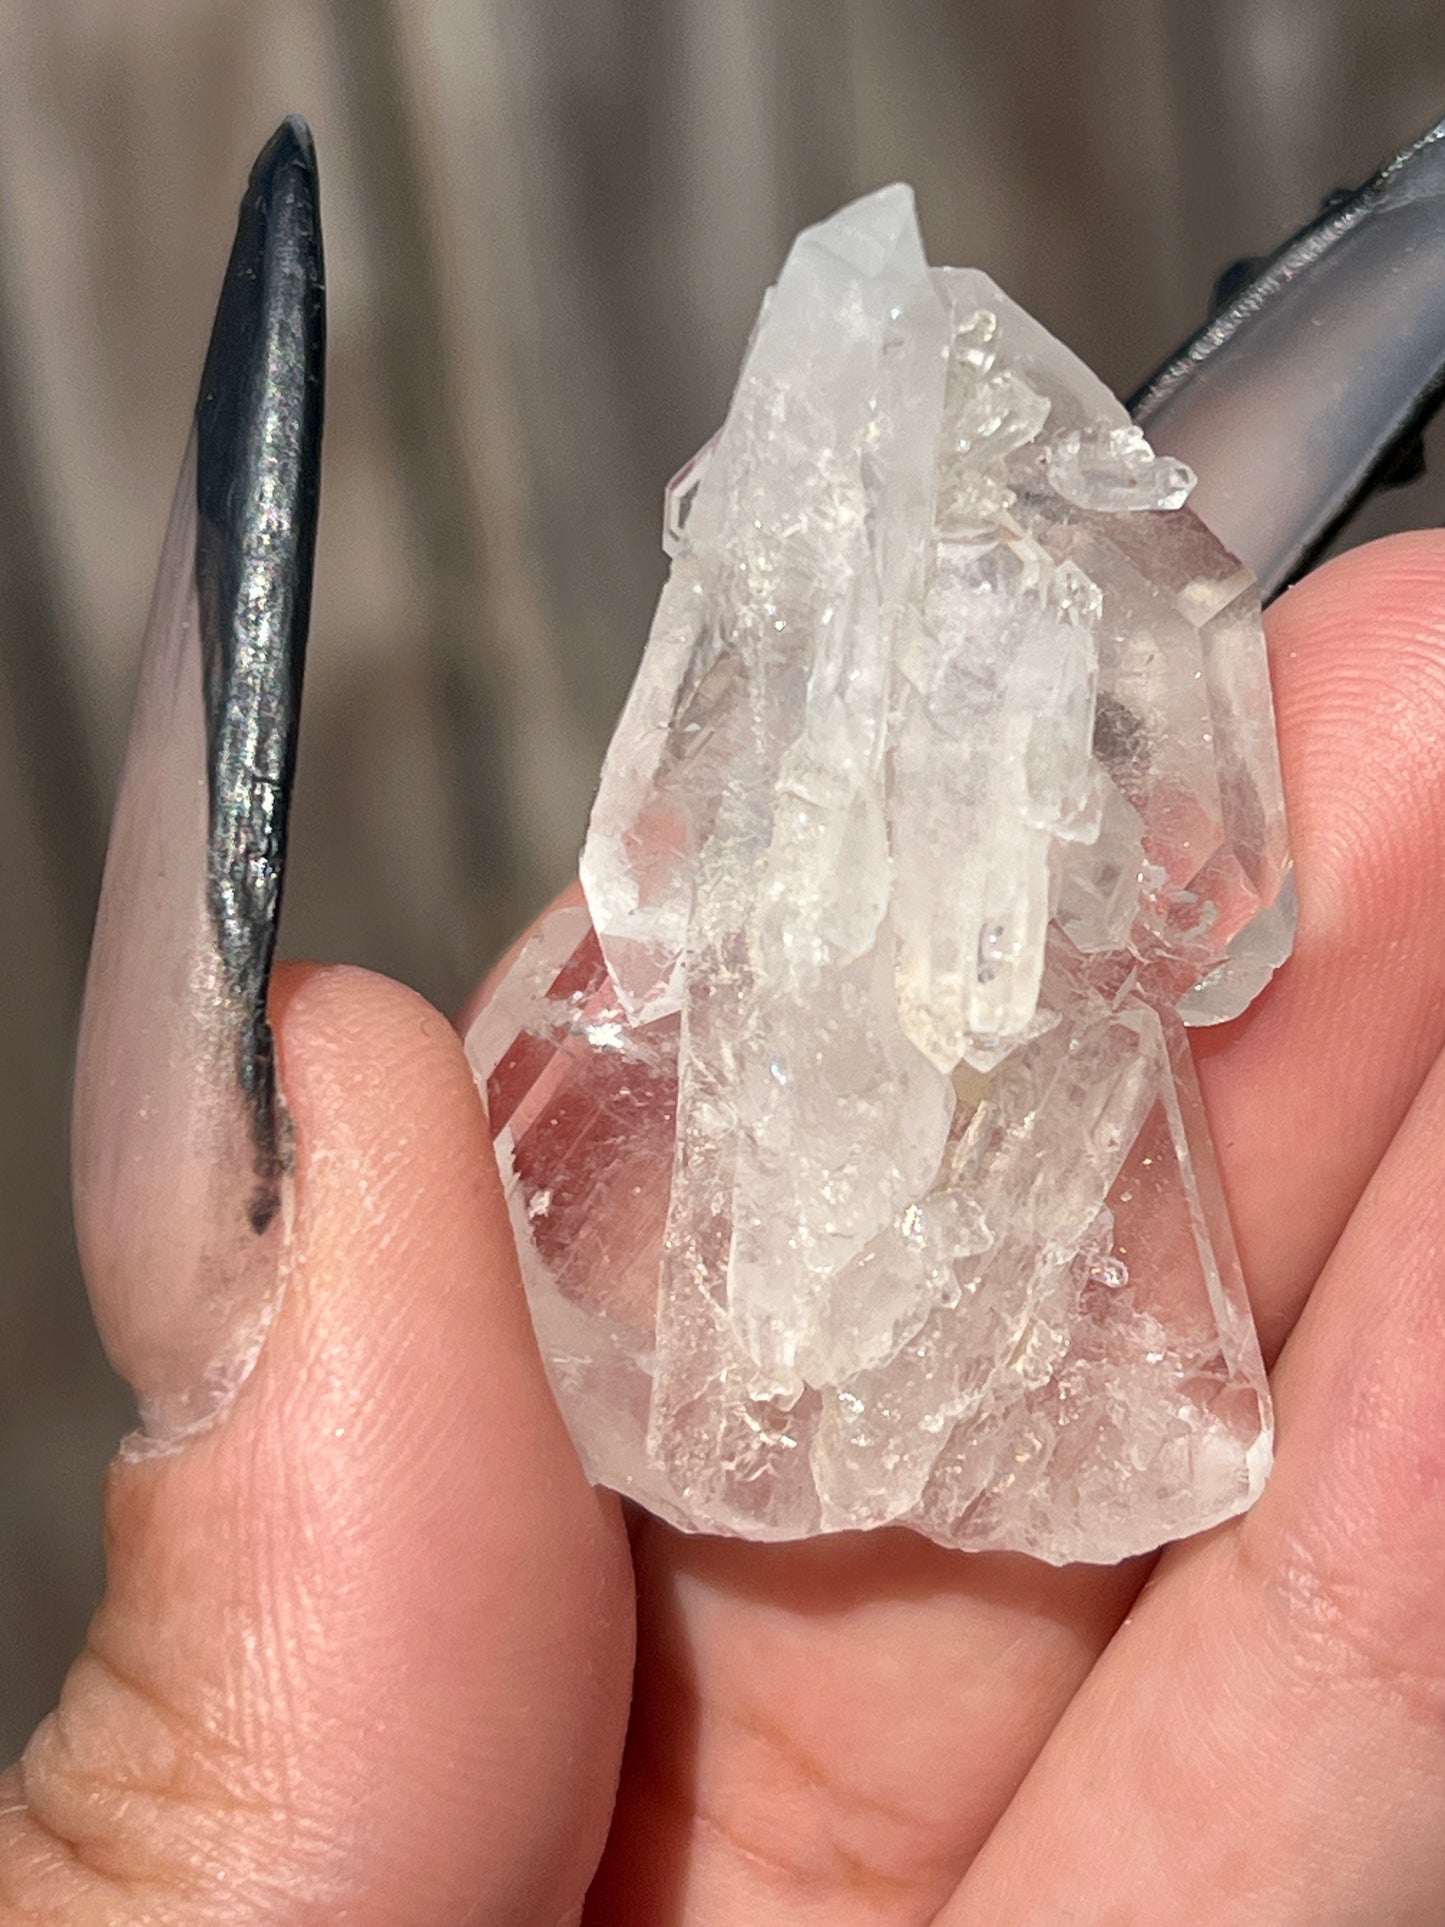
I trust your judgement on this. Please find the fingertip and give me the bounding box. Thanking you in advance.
[273,958,486,1146]
[1195,528,1445,1343]
[7,960,634,1924]
[1265,532,1445,944]
[1271,526,1445,627]
[273,958,512,1262]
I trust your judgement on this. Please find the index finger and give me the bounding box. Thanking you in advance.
[1194,528,1445,1358]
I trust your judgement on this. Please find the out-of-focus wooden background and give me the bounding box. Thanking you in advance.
[4,0,1445,1754]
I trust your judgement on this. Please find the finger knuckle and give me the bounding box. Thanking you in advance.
[2,1628,281,1919]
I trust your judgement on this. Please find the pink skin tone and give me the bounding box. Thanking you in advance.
[7,530,1445,1922]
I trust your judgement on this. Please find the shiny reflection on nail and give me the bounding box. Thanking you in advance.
[1131,115,1445,600]
[72,118,325,1442]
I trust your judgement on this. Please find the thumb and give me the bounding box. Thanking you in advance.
[1,964,633,1925]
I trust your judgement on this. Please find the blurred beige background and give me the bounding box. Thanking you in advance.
[5,0,1445,1755]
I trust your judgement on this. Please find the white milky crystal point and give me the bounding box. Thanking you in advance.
[469,186,1294,1564]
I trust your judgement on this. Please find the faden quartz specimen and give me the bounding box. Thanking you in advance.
[467,186,1294,1565]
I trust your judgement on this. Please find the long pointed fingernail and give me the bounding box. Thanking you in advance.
[1132,114,1445,600]
[72,117,325,1443]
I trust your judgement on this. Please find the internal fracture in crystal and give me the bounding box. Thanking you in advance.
[467,186,1294,1565]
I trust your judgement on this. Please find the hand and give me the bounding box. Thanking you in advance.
[5,532,1444,1925]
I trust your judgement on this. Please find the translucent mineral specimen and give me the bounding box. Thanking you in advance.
[467,185,1294,1564]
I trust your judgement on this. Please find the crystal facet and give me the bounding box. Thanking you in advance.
[467,186,1294,1564]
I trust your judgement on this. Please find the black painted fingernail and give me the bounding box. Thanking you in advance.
[72,117,325,1442]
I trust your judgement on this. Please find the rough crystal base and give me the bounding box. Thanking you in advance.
[470,908,1271,1564]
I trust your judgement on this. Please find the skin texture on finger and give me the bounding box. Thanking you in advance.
[1195,529,1445,1357]
[0,965,634,1926]
[582,529,1445,1923]
[585,1529,1141,1925]
[942,1032,1445,1924]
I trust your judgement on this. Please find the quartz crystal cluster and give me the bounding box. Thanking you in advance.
[467,185,1294,1565]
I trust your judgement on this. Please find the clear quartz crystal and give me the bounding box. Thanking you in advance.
[467,186,1294,1564]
